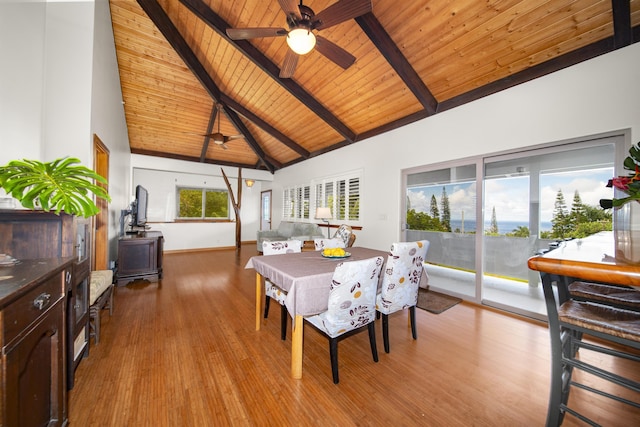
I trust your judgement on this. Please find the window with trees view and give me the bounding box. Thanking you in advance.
[177,187,229,219]
[404,135,622,319]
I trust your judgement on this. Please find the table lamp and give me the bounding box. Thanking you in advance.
[315,207,332,238]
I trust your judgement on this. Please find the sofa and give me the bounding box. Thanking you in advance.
[257,221,324,251]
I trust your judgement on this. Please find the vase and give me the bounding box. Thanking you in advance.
[614,201,640,264]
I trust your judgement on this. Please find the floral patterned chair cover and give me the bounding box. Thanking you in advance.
[305,256,384,383]
[262,240,302,339]
[313,237,346,251]
[375,240,430,353]
[332,224,354,247]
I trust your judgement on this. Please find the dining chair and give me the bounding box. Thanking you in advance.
[313,237,346,251]
[262,240,302,340]
[376,240,430,353]
[305,256,384,384]
[332,224,354,247]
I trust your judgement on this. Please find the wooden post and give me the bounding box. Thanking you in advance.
[221,168,242,248]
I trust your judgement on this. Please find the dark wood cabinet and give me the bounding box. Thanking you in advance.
[0,210,90,391]
[116,231,164,286]
[0,258,72,427]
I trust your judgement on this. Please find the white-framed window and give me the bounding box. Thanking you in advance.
[176,187,230,220]
[314,171,361,222]
[283,185,311,220]
[283,171,362,223]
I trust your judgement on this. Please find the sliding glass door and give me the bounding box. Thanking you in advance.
[405,161,479,299]
[403,134,622,319]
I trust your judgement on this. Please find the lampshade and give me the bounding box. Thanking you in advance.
[315,207,332,220]
[245,179,255,188]
[286,28,316,55]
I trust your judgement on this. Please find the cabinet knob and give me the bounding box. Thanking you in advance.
[33,292,52,310]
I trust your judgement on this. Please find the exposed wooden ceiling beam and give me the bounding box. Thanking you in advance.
[179,0,356,142]
[199,106,217,162]
[612,0,632,48]
[131,148,269,170]
[221,105,273,170]
[218,94,310,159]
[356,12,438,115]
[136,0,276,173]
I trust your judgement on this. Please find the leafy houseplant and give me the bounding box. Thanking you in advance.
[0,157,111,218]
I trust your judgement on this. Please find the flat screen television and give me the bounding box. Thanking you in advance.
[132,185,148,227]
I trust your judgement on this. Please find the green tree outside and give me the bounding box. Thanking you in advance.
[441,187,451,232]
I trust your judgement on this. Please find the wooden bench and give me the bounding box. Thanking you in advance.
[89,270,114,345]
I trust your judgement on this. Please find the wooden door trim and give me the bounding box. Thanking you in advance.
[93,135,110,271]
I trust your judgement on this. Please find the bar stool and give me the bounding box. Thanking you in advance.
[543,276,640,426]
[568,281,640,311]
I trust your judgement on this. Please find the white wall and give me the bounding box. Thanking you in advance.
[91,0,132,262]
[0,1,46,162]
[130,154,272,251]
[0,0,132,265]
[272,43,640,251]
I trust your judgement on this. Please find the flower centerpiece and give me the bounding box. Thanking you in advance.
[600,142,640,263]
[600,143,640,209]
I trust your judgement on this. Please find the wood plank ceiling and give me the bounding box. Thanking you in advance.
[110,0,640,173]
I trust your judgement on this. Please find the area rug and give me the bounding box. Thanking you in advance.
[416,288,462,314]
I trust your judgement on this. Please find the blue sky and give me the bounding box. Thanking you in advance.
[407,167,614,223]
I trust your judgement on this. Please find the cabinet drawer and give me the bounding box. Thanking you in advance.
[3,270,66,345]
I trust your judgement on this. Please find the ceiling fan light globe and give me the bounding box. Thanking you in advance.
[286,28,316,55]
[211,133,224,144]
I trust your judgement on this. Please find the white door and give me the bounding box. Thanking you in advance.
[261,190,272,230]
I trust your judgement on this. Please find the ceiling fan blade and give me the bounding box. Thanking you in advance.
[226,27,287,40]
[279,50,299,78]
[225,135,244,141]
[278,0,302,20]
[315,36,355,69]
[221,142,229,150]
[313,0,372,31]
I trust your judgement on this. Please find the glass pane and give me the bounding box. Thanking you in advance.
[482,143,615,318]
[348,178,359,220]
[406,163,477,298]
[179,188,203,218]
[205,190,228,218]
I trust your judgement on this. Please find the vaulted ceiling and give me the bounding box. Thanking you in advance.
[110,0,640,173]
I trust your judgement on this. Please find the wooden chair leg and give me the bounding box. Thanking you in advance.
[382,313,390,353]
[107,285,114,316]
[329,337,339,384]
[368,322,378,362]
[263,295,271,318]
[280,304,287,340]
[409,306,417,340]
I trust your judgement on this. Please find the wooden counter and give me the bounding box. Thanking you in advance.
[527,231,640,287]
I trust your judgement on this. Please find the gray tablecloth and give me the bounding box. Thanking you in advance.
[245,247,429,317]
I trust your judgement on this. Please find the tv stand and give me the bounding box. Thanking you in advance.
[116,231,163,286]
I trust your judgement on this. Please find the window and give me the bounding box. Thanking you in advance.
[177,187,229,219]
[403,134,622,320]
[314,172,361,222]
[284,171,361,223]
[283,185,311,220]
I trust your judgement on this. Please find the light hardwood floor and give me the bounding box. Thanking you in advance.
[69,244,640,426]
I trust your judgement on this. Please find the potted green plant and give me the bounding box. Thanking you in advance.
[0,157,111,217]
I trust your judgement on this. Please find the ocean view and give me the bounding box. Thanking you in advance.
[449,219,553,234]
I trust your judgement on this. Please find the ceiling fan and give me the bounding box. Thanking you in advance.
[189,104,243,150]
[226,0,372,78]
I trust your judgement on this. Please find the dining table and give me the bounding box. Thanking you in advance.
[245,246,430,379]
